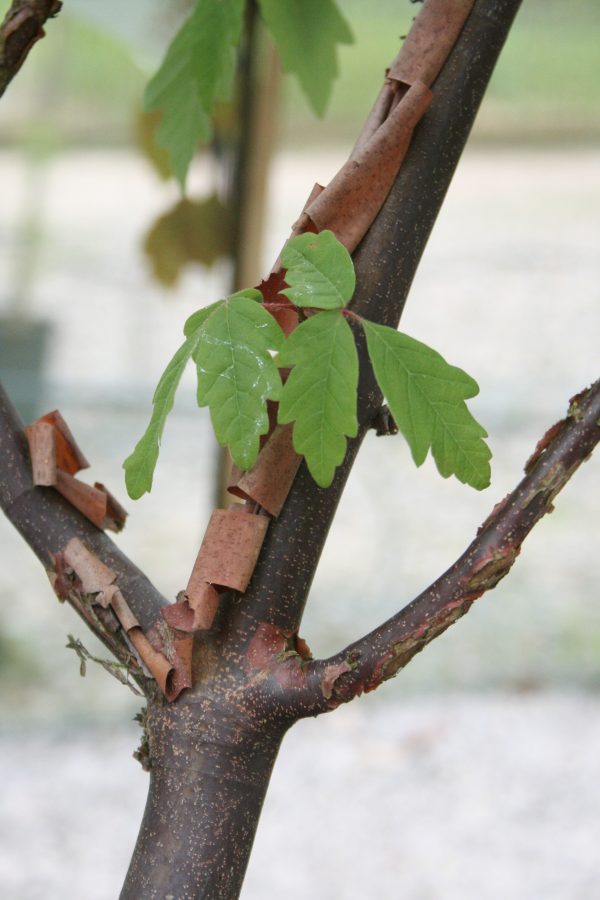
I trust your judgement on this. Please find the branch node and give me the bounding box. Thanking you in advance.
[372,404,399,437]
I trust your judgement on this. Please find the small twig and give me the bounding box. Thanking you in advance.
[0,0,62,98]
[66,633,143,696]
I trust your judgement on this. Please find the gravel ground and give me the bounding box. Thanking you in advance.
[1,146,599,896]
[1,692,600,899]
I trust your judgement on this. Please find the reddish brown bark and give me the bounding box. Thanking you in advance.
[293,381,600,714]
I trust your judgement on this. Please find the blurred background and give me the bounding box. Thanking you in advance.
[0,1,599,897]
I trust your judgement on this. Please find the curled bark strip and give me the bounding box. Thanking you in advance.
[166,632,194,700]
[55,471,109,525]
[122,620,173,696]
[228,425,301,518]
[306,81,432,252]
[25,410,127,532]
[350,83,397,158]
[288,183,323,240]
[26,410,89,476]
[93,482,127,531]
[295,380,600,716]
[146,619,194,701]
[188,508,269,592]
[61,537,183,699]
[110,588,141,632]
[388,0,476,88]
[0,0,62,98]
[26,420,56,485]
[54,472,127,533]
[162,582,221,633]
[63,537,115,595]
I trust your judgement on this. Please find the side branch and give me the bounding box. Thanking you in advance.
[0,383,166,646]
[295,381,600,715]
[0,0,62,98]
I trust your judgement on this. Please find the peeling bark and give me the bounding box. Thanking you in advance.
[10,2,598,898]
[0,385,166,641]
[120,3,527,895]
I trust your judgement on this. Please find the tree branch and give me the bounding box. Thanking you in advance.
[223,0,523,640]
[0,382,167,662]
[0,0,62,98]
[292,381,600,716]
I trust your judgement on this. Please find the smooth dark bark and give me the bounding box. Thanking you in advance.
[0,0,61,98]
[119,2,524,897]
[121,698,287,899]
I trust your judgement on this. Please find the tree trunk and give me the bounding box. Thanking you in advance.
[3,2,599,898]
[121,699,287,898]
[119,2,524,896]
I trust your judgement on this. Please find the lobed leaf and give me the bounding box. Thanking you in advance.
[193,296,285,470]
[278,311,358,488]
[184,298,227,337]
[184,290,262,337]
[280,230,355,310]
[123,334,200,499]
[257,0,353,117]
[145,0,245,188]
[362,320,491,490]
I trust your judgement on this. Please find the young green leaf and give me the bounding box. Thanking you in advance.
[123,334,200,499]
[145,0,245,188]
[184,299,226,338]
[184,290,262,336]
[280,230,355,310]
[257,0,353,117]
[362,320,491,490]
[194,296,285,470]
[278,311,358,488]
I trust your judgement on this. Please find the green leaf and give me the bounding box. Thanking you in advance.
[280,230,355,310]
[257,0,353,117]
[184,299,226,337]
[123,334,199,499]
[194,296,285,469]
[145,0,245,188]
[362,320,491,490]
[184,290,261,337]
[277,311,358,488]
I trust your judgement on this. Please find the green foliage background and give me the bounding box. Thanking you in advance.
[0,0,599,147]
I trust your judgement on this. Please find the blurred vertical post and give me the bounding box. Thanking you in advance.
[214,0,280,507]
